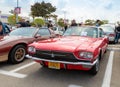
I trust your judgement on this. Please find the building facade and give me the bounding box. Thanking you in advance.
[0,14,10,23]
[0,13,30,23]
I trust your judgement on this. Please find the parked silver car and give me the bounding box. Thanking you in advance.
[99,25,116,43]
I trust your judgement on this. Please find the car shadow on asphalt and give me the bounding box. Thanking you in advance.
[24,66,102,87]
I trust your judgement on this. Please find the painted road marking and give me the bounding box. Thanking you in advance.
[68,84,83,87]
[10,62,36,73]
[0,69,26,78]
[107,47,120,51]
[0,62,36,78]
[102,51,114,87]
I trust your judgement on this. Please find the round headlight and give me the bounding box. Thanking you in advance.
[79,52,93,58]
[79,52,85,57]
[28,46,36,53]
[87,52,93,58]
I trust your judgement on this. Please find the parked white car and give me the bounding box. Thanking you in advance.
[99,25,116,44]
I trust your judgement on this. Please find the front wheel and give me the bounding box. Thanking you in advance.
[89,58,99,75]
[8,45,26,64]
[40,61,47,67]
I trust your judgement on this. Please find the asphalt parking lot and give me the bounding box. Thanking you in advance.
[0,44,120,87]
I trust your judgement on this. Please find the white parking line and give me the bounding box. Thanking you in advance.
[68,84,83,87]
[102,51,114,87]
[107,47,120,51]
[0,69,26,78]
[10,62,36,73]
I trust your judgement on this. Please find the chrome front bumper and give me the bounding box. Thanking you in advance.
[26,54,98,66]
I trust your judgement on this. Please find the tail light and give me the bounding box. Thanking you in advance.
[109,34,115,37]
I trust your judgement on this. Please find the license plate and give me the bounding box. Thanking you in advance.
[48,62,60,69]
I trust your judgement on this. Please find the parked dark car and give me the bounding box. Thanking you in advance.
[0,27,56,64]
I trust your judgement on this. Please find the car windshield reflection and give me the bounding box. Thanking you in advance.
[63,27,98,38]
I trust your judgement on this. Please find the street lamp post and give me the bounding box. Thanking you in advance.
[16,0,19,23]
[63,11,66,21]
[0,11,1,21]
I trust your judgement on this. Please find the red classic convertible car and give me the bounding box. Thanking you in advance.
[0,27,55,64]
[26,26,108,75]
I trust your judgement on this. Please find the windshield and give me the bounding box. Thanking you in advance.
[9,27,37,37]
[63,27,98,38]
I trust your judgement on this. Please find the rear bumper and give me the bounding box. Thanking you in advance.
[26,54,97,67]
[109,37,115,41]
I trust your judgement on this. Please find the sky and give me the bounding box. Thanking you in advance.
[0,0,120,23]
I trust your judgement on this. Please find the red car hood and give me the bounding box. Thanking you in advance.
[32,36,98,52]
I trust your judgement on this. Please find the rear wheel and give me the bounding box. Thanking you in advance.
[8,45,26,64]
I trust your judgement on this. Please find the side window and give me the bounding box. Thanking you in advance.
[37,28,50,36]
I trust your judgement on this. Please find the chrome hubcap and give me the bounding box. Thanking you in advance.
[15,48,25,61]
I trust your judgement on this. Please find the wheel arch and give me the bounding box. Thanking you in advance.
[8,43,27,59]
[98,48,102,60]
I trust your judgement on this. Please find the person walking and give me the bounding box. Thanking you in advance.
[16,19,28,28]
[115,23,120,43]
[71,19,77,26]
[95,20,101,27]
[47,21,53,28]
[26,21,31,27]
[63,19,68,31]
[0,21,3,35]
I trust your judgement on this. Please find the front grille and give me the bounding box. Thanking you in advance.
[32,50,90,62]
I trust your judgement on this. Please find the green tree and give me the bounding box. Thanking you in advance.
[8,15,21,25]
[94,20,109,25]
[34,18,45,27]
[31,1,56,18]
[85,19,95,25]
[101,20,109,25]
[58,18,65,27]
[84,19,109,26]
